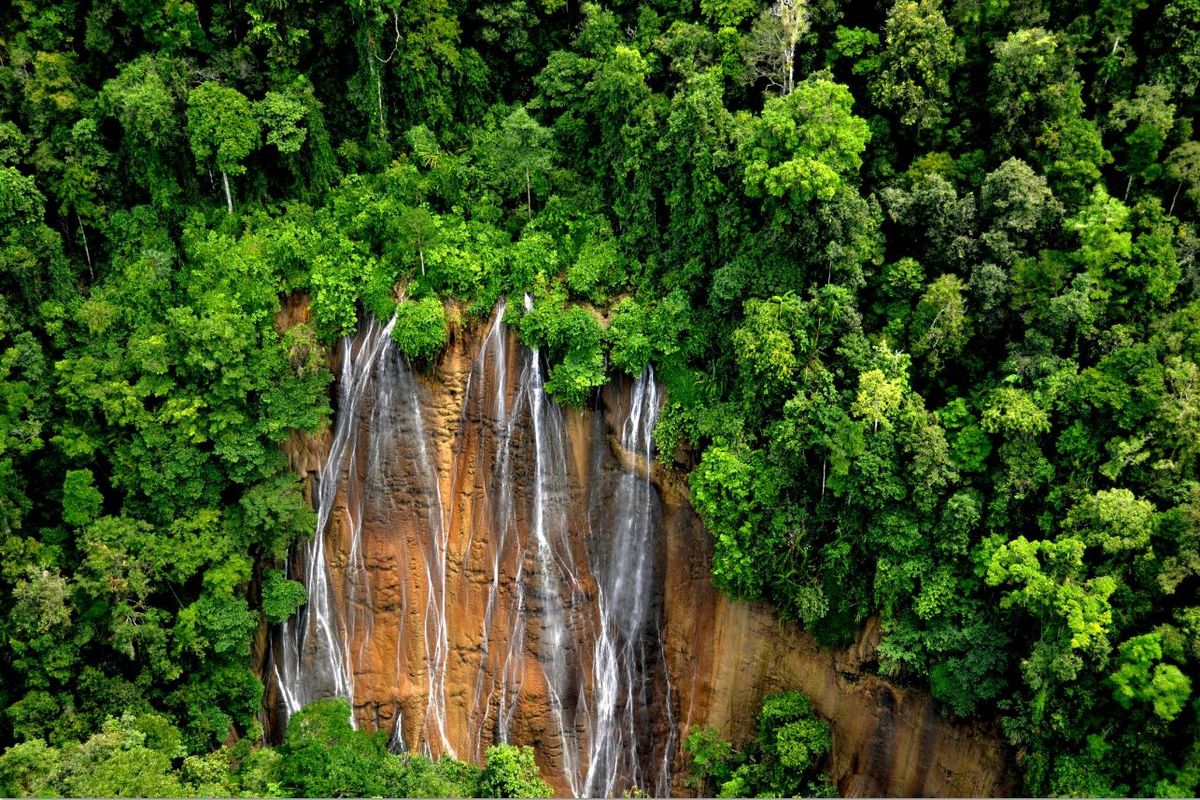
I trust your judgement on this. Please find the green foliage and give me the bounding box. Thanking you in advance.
[985,536,1115,653]
[484,107,553,214]
[258,90,308,155]
[685,692,831,798]
[0,699,498,798]
[690,444,770,598]
[392,296,449,362]
[988,28,1080,155]
[279,698,389,797]
[61,469,102,527]
[383,752,482,799]
[186,82,259,178]
[852,368,905,432]
[478,744,552,798]
[517,293,606,406]
[1110,633,1193,721]
[682,726,733,793]
[260,569,307,625]
[740,75,871,210]
[544,308,605,406]
[1,0,1200,795]
[605,292,689,376]
[566,236,624,305]
[871,0,961,138]
[910,274,969,373]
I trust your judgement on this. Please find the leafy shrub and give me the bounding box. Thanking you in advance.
[516,288,606,406]
[424,218,509,299]
[690,444,772,598]
[308,249,366,338]
[684,691,831,799]
[478,744,553,798]
[566,236,623,304]
[261,569,307,624]
[392,296,448,361]
[606,290,691,376]
[508,231,559,297]
[683,726,733,794]
[279,698,389,797]
[544,307,605,406]
[382,753,481,798]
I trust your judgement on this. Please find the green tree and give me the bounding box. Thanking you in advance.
[257,89,308,155]
[988,28,1080,156]
[1109,633,1193,722]
[871,0,961,139]
[1107,84,1176,199]
[392,296,448,361]
[97,55,188,207]
[279,698,388,797]
[61,469,102,527]
[186,82,260,213]
[1165,140,1200,216]
[49,714,188,798]
[852,369,904,432]
[486,107,552,215]
[743,0,810,95]
[985,536,1116,677]
[910,274,969,373]
[260,569,307,625]
[683,726,734,795]
[739,74,871,214]
[685,692,831,798]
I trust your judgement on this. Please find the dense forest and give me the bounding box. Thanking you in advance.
[0,0,1198,796]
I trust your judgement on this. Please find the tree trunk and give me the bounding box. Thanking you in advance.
[376,67,386,139]
[77,212,93,281]
[418,242,426,276]
[1170,181,1182,216]
[222,171,234,214]
[1124,174,1133,201]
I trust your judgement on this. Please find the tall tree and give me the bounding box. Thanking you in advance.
[186,83,260,213]
[743,0,810,95]
[485,106,552,215]
[871,0,961,140]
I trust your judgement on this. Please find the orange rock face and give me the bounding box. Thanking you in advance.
[265,301,1012,797]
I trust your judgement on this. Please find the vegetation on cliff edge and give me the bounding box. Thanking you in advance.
[1,0,1199,795]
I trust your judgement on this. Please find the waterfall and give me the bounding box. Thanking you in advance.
[583,366,676,798]
[465,300,530,759]
[270,300,678,797]
[524,321,586,797]
[389,348,454,757]
[272,314,453,752]
[273,314,396,720]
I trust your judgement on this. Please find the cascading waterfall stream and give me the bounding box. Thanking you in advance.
[271,299,679,797]
[389,349,454,757]
[583,366,675,798]
[522,296,585,797]
[465,299,532,760]
[273,313,455,755]
[274,314,396,720]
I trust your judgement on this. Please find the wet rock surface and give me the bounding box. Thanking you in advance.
[265,298,1012,797]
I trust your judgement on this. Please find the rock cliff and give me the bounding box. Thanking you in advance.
[265,300,1012,797]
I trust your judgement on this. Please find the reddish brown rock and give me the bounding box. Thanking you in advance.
[267,299,1012,797]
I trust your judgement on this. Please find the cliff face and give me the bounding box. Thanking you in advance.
[267,301,1011,797]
